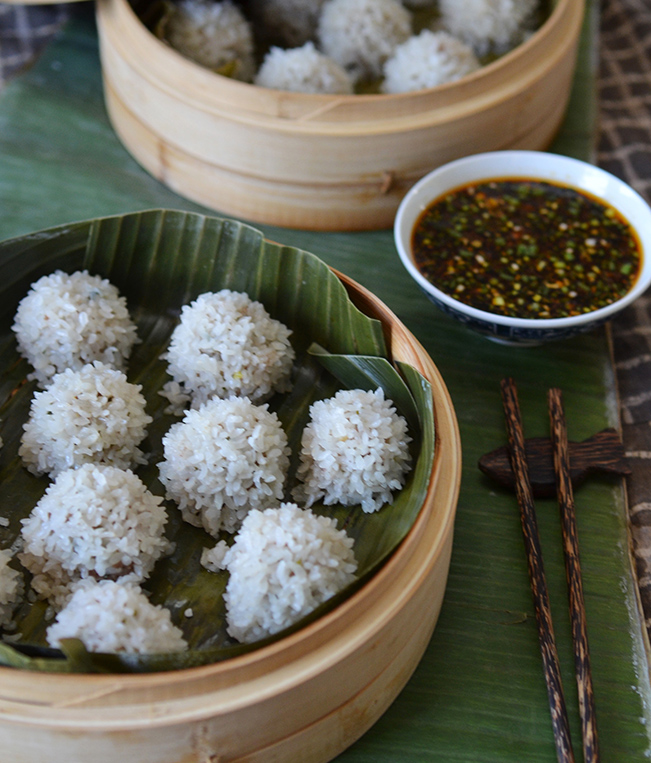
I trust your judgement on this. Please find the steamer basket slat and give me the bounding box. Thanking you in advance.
[95,0,585,231]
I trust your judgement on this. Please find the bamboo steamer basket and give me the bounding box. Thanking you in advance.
[95,0,585,231]
[0,272,461,763]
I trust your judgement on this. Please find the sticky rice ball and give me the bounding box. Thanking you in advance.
[255,42,354,94]
[158,396,291,536]
[46,580,188,653]
[382,30,481,93]
[438,0,540,56]
[162,289,295,411]
[164,0,255,80]
[0,550,23,628]
[20,464,171,608]
[210,503,357,643]
[248,0,327,47]
[294,387,412,513]
[12,270,139,388]
[19,361,152,478]
[317,0,412,83]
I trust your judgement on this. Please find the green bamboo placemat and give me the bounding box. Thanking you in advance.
[0,1,649,759]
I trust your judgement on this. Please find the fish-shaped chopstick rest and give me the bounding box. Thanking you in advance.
[479,427,630,497]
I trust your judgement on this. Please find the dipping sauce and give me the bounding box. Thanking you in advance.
[412,178,642,319]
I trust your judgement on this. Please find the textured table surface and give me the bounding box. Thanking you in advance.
[598,0,651,638]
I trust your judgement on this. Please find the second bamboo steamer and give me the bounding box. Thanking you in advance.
[95,0,584,230]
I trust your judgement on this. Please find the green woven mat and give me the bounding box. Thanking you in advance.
[0,1,649,759]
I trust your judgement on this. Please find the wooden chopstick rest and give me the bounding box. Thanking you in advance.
[500,377,575,763]
[548,388,600,763]
[478,428,630,497]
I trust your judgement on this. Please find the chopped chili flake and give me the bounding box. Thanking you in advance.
[411,178,642,319]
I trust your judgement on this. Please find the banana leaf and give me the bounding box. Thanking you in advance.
[0,209,435,673]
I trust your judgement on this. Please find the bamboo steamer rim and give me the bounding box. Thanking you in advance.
[0,270,461,727]
[99,0,583,132]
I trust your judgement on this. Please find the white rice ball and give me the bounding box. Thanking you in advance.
[438,0,539,56]
[20,464,171,608]
[162,289,295,410]
[294,388,412,513]
[165,0,255,80]
[19,361,152,478]
[255,42,354,95]
[0,550,23,628]
[248,0,327,47]
[12,270,139,388]
[46,580,188,654]
[317,0,412,83]
[382,30,481,93]
[159,396,291,536]
[218,503,357,643]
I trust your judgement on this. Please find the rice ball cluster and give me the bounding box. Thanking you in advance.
[12,269,138,388]
[164,0,255,80]
[294,387,412,513]
[20,464,171,608]
[162,289,295,411]
[19,361,152,477]
[255,42,353,95]
[161,0,541,94]
[158,396,291,536]
[46,580,188,653]
[0,550,23,628]
[382,30,481,94]
[7,264,415,655]
[210,503,358,643]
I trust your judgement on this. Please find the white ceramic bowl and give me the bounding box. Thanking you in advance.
[394,150,651,345]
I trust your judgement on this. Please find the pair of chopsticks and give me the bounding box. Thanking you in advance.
[500,378,599,763]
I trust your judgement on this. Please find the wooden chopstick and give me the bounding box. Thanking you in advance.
[548,388,600,763]
[500,377,575,763]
